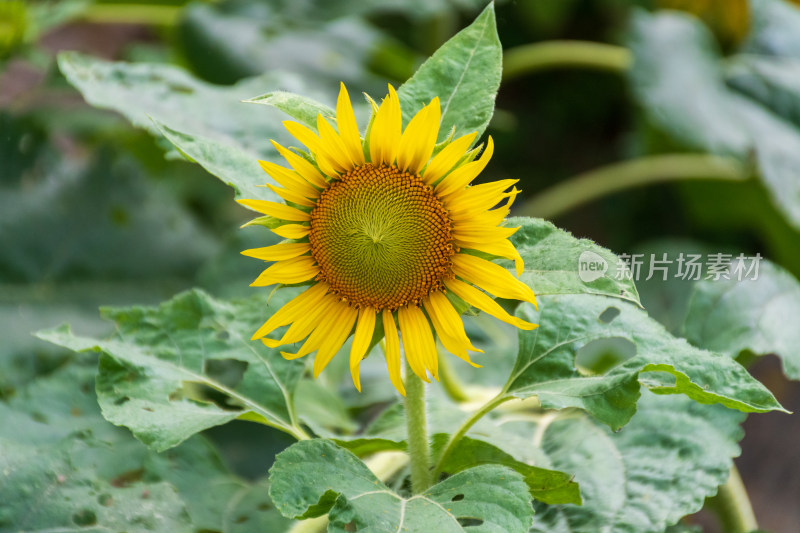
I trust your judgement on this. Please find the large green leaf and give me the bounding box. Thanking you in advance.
[628,9,800,230]
[509,217,640,305]
[505,293,785,430]
[526,391,745,533]
[0,439,194,533]
[682,259,800,379]
[269,439,534,532]
[432,434,581,506]
[57,51,315,199]
[37,289,306,451]
[397,3,502,142]
[0,359,270,533]
[744,0,800,58]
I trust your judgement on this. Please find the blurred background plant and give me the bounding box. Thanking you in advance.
[2,1,799,532]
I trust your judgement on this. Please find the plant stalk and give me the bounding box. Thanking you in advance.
[713,465,758,533]
[518,154,749,220]
[503,40,632,81]
[404,359,433,493]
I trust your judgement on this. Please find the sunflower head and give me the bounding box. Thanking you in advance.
[239,83,537,395]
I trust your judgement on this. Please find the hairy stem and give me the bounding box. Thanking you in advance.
[431,393,513,482]
[405,360,432,493]
[713,465,758,533]
[503,40,632,81]
[518,154,749,220]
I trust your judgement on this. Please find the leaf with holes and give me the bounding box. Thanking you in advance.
[526,391,744,533]
[682,259,800,380]
[269,439,534,532]
[0,358,269,533]
[397,3,501,142]
[504,294,785,430]
[37,289,306,451]
[508,217,640,305]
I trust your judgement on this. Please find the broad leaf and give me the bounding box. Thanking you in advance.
[269,439,534,532]
[333,402,580,506]
[527,391,744,533]
[57,52,316,199]
[683,259,800,379]
[628,9,800,230]
[433,434,581,506]
[397,3,502,142]
[0,439,194,533]
[505,293,785,430]
[38,289,306,451]
[509,217,640,305]
[744,0,800,58]
[0,359,262,533]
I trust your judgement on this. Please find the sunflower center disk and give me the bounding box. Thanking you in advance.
[309,164,454,309]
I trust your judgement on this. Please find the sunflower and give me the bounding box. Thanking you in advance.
[238,83,537,395]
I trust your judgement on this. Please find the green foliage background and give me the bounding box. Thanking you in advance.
[2,0,800,532]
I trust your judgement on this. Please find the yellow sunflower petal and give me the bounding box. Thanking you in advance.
[258,160,320,199]
[236,199,310,222]
[434,136,494,197]
[280,293,346,360]
[271,224,310,239]
[452,253,535,304]
[397,97,441,174]
[445,278,538,331]
[445,178,518,215]
[317,114,356,172]
[452,225,518,242]
[241,242,310,261]
[250,282,329,340]
[261,294,338,348]
[336,82,365,166]
[423,291,482,367]
[349,307,376,391]
[250,255,319,286]
[369,85,402,166]
[381,310,406,395]
[266,184,316,208]
[421,131,477,185]
[453,238,524,277]
[312,301,358,378]
[270,140,328,188]
[397,305,438,381]
[283,120,344,176]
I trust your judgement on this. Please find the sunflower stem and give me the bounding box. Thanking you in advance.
[517,154,749,220]
[404,359,432,493]
[503,40,632,81]
[710,465,758,533]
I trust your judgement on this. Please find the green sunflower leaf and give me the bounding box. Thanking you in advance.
[37,288,307,451]
[397,2,502,143]
[57,51,318,199]
[508,217,641,306]
[526,390,744,533]
[682,259,800,380]
[628,8,800,230]
[0,358,270,533]
[505,293,786,430]
[432,434,581,506]
[269,439,534,532]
